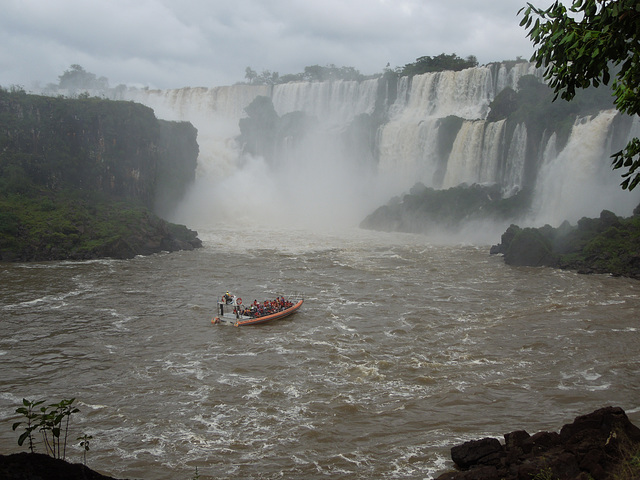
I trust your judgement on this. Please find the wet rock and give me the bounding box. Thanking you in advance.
[451,437,504,469]
[435,406,640,480]
[502,227,556,267]
[0,452,126,480]
[491,210,640,279]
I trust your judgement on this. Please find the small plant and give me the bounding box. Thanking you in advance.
[191,466,200,480]
[611,436,640,480]
[12,398,46,453]
[77,433,93,465]
[533,467,554,480]
[532,467,557,480]
[39,398,80,460]
[12,397,80,460]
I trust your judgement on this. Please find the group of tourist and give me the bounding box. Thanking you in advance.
[221,292,294,319]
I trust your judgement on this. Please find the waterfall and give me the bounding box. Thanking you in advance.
[443,121,490,187]
[391,67,494,121]
[502,123,527,194]
[123,85,271,180]
[115,61,638,230]
[378,65,517,192]
[125,84,270,127]
[271,78,379,126]
[532,110,638,225]
[494,61,544,92]
[377,118,442,194]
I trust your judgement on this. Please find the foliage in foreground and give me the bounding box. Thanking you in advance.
[12,398,82,461]
[520,0,640,190]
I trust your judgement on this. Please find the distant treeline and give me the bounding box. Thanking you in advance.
[9,55,524,97]
[243,53,512,85]
[243,64,371,85]
[31,64,130,98]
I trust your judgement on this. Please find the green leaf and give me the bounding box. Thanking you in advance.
[18,431,29,446]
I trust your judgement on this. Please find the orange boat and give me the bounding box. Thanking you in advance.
[212,293,303,326]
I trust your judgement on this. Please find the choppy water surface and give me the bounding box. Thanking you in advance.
[1,226,639,479]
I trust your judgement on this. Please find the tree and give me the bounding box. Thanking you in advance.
[57,64,109,93]
[244,67,257,84]
[519,0,640,190]
[398,53,479,77]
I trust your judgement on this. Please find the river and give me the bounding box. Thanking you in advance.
[1,225,639,479]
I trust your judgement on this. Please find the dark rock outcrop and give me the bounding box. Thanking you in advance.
[361,183,532,234]
[491,209,640,279]
[0,89,202,261]
[435,406,640,480]
[0,89,198,212]
[0,452,126,480]
[87,214,203,260]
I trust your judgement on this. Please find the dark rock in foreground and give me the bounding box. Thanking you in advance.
[435,406,640,480]
[0,452,126,480]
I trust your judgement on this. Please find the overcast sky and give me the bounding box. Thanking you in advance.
[1,0,557,91]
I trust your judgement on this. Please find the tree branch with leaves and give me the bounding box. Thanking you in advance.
[520,0,640,190]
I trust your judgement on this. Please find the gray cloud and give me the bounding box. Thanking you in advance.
[1,0,556,90]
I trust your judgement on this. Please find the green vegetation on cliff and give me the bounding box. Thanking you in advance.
[397,53,479,77]
[242,53,480,86]
[488,73,618,154]
[0,87,201,261]
[0,191,201,261]
[491,208,640,279]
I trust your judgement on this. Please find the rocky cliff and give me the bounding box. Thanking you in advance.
[0,88,201,261]
[490,207,640,280]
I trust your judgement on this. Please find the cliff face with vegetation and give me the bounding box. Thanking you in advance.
[490,208,640,279]
[0,89,201,261]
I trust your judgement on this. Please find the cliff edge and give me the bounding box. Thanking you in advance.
[0,88,201,261]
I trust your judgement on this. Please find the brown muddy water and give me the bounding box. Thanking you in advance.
[1,226,639,479]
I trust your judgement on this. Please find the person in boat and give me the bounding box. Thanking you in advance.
[223,291,233,304]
